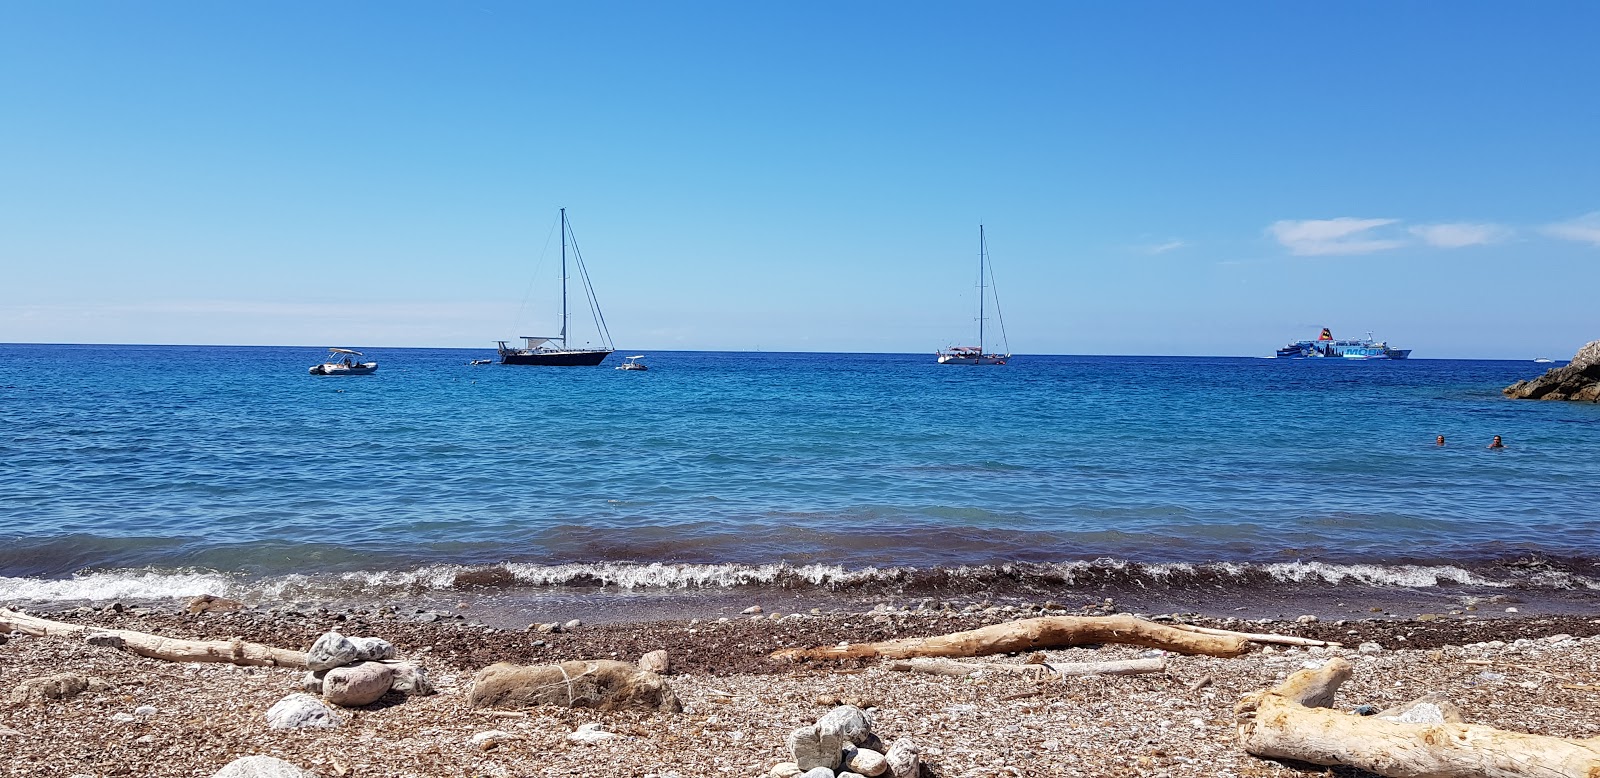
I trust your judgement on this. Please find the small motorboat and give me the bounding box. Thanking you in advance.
[309,348,377,375]
[468,358,492,366]
[1534,357,1554,364]
[616,354,648,371]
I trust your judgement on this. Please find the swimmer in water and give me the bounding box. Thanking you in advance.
[1436,435,1445,446]
[1488,435,1504,449]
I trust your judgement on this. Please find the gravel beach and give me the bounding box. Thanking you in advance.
[3,602,1599,778]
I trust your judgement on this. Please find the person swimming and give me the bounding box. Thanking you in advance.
[1489,435,1504,449]
[1436,435,1445,446]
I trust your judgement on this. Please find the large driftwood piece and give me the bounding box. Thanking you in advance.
[0,608,306,668]
[771,614,1253,661]
[1236,657,1600,778]
[888,656,1165,678]
[1166,622,1340,648]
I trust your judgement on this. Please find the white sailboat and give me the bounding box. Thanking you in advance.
[496,208,616,366]
[937,225,1012,365]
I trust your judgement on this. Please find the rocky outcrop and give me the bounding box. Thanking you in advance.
[1503,340,1600,401]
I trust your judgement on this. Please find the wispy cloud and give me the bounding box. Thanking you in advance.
[1408,222,1509,248]
[1267,217,1404,256]
[1143,239,1187,255]
[1542,212,1600,246]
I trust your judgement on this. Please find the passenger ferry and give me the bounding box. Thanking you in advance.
[1275,328,1411,360]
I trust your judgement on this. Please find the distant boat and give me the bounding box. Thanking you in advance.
[1275,328,1410,360]
[937,225,1011,366]
[309,348,377,375]
[1534,357,1554,364]
[468,359,492,366]
[496,208,616,367]
[616,355,648,371]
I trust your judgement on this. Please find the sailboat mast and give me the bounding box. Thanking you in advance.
[560,207,568,349]
[978,224,986,362]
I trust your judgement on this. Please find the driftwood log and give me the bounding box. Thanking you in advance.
[888,656,1166,678]
[1236,657,1600,777]
[0,608,306,668]
[772,614,1259,661]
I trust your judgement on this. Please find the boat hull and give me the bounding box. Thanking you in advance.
[937,353,1010,365]
[499,349,613,366]
[309,363,377,375]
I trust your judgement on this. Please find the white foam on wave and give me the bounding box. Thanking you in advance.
[0,569,244,603]
[1253,561,1507,587]
[498,561,853,589]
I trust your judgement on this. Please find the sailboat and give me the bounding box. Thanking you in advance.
[936,224,1012,365]
[496,208,616,366]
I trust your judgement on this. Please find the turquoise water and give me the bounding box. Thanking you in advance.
[2,343,1598,602]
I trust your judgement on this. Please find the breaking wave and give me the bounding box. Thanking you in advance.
[4,556,1597,605]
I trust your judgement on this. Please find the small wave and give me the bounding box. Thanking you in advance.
[0,569,245,603]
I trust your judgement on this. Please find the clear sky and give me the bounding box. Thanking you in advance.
[3,2,1597,358]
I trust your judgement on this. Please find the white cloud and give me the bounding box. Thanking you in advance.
[1267,217,1404,256]
[1144,239,1187,255]
[1542,212,1600,246]
[1408,222,1508,248]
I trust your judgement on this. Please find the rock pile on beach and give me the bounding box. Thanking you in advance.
[288,631,433,712]
[768,704,925,778]
[1504,339,1600,401]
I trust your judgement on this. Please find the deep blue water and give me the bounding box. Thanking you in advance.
[2,343,1598,601]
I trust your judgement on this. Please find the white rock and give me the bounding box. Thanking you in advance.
[768,763,803,778]
[1357,641,1383,654]
[818,704,874,745]
[741,605,763,615]
[305,632,359,671]
[638,650,670,674]
[568,722,617,744]
[798,769,836,778]
[787,723,843,771]
[265,693,341,730]
[563,619,583,630]
[387,662,434,695]
[133,705,157,719]
[211,755,320,778]
[885,737,920,778]
[347,636,396,661]
[847,747,888,776]
[1296,614,1318,623]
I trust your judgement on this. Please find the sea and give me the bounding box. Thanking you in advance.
[3,343,1598,624]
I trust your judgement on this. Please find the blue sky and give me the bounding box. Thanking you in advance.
[2,2,1597,358]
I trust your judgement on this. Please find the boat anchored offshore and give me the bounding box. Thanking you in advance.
[309,348,377,375]
[937,224,1012,366]
[616,355,648,371]
[1275,328,1411,360]
[496,208,616,367]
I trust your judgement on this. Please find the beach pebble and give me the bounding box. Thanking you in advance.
[1296,614,1318,623]
[818,704,874,745]
[265,693,341,730]
[846,747,888,776]
[210,755,320,778]
[768,763,803,778]
[533,622,563,634]
[885,737,920,778]
[305,632,359,671]
[323,661,395,707]
[1357,641,1383,654]
[787,722,843,771]
[638,650,671,674]
[1378,696,1464,725]
[472,730,517,750]
[300,670,326,694]
[133,704,157,719]
[798,769,836,778]
[563,619,583,630]
[568,722,617,744]
[742,605,763,615]
[348,636,396,661]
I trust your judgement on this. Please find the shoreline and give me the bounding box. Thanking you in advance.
[5,599,1600,776]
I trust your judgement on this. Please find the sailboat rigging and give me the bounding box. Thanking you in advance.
[497,208,616,366]
[936,224,1012,365]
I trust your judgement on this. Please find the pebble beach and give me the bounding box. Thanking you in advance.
[5,600,1599,778]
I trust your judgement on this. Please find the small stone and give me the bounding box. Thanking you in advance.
[563,619,583,630]
[768,763,803,778]
[300,670,326,694]
[1377,694,1465,724]
[1416,613,1439,622]
[1546,633,1574,644]
[1505,607,1519,613]
[305,632,359,671]
[798,769,836,778]
[567,722,617,744]
[264,693,341,730]
[1357,641,1383,654]
[817,704,873,745]
[387,662,435,695]
[210,755,319,778]
[472,729,517,750]
[638,650,670,674]
[85,633,126,649]
[534,622,562,634]
[787,723,843,771]
[1353,704,1379,716]
[186,594,244,615]
[8,673,112,704]
[742,605,763,615]
[1295,614,1318,624]
[133,705,157,719]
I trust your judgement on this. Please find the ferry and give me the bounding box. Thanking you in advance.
[1275,328,1411,360]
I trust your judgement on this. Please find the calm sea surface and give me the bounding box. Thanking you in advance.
[3,344,1599,604]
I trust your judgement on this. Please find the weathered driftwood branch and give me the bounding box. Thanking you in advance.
[0,608,306,668]
[1166,622,1341,648]
[771,614,1253,661]
[1236,657,1600,777]
[888,656,1165,678]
